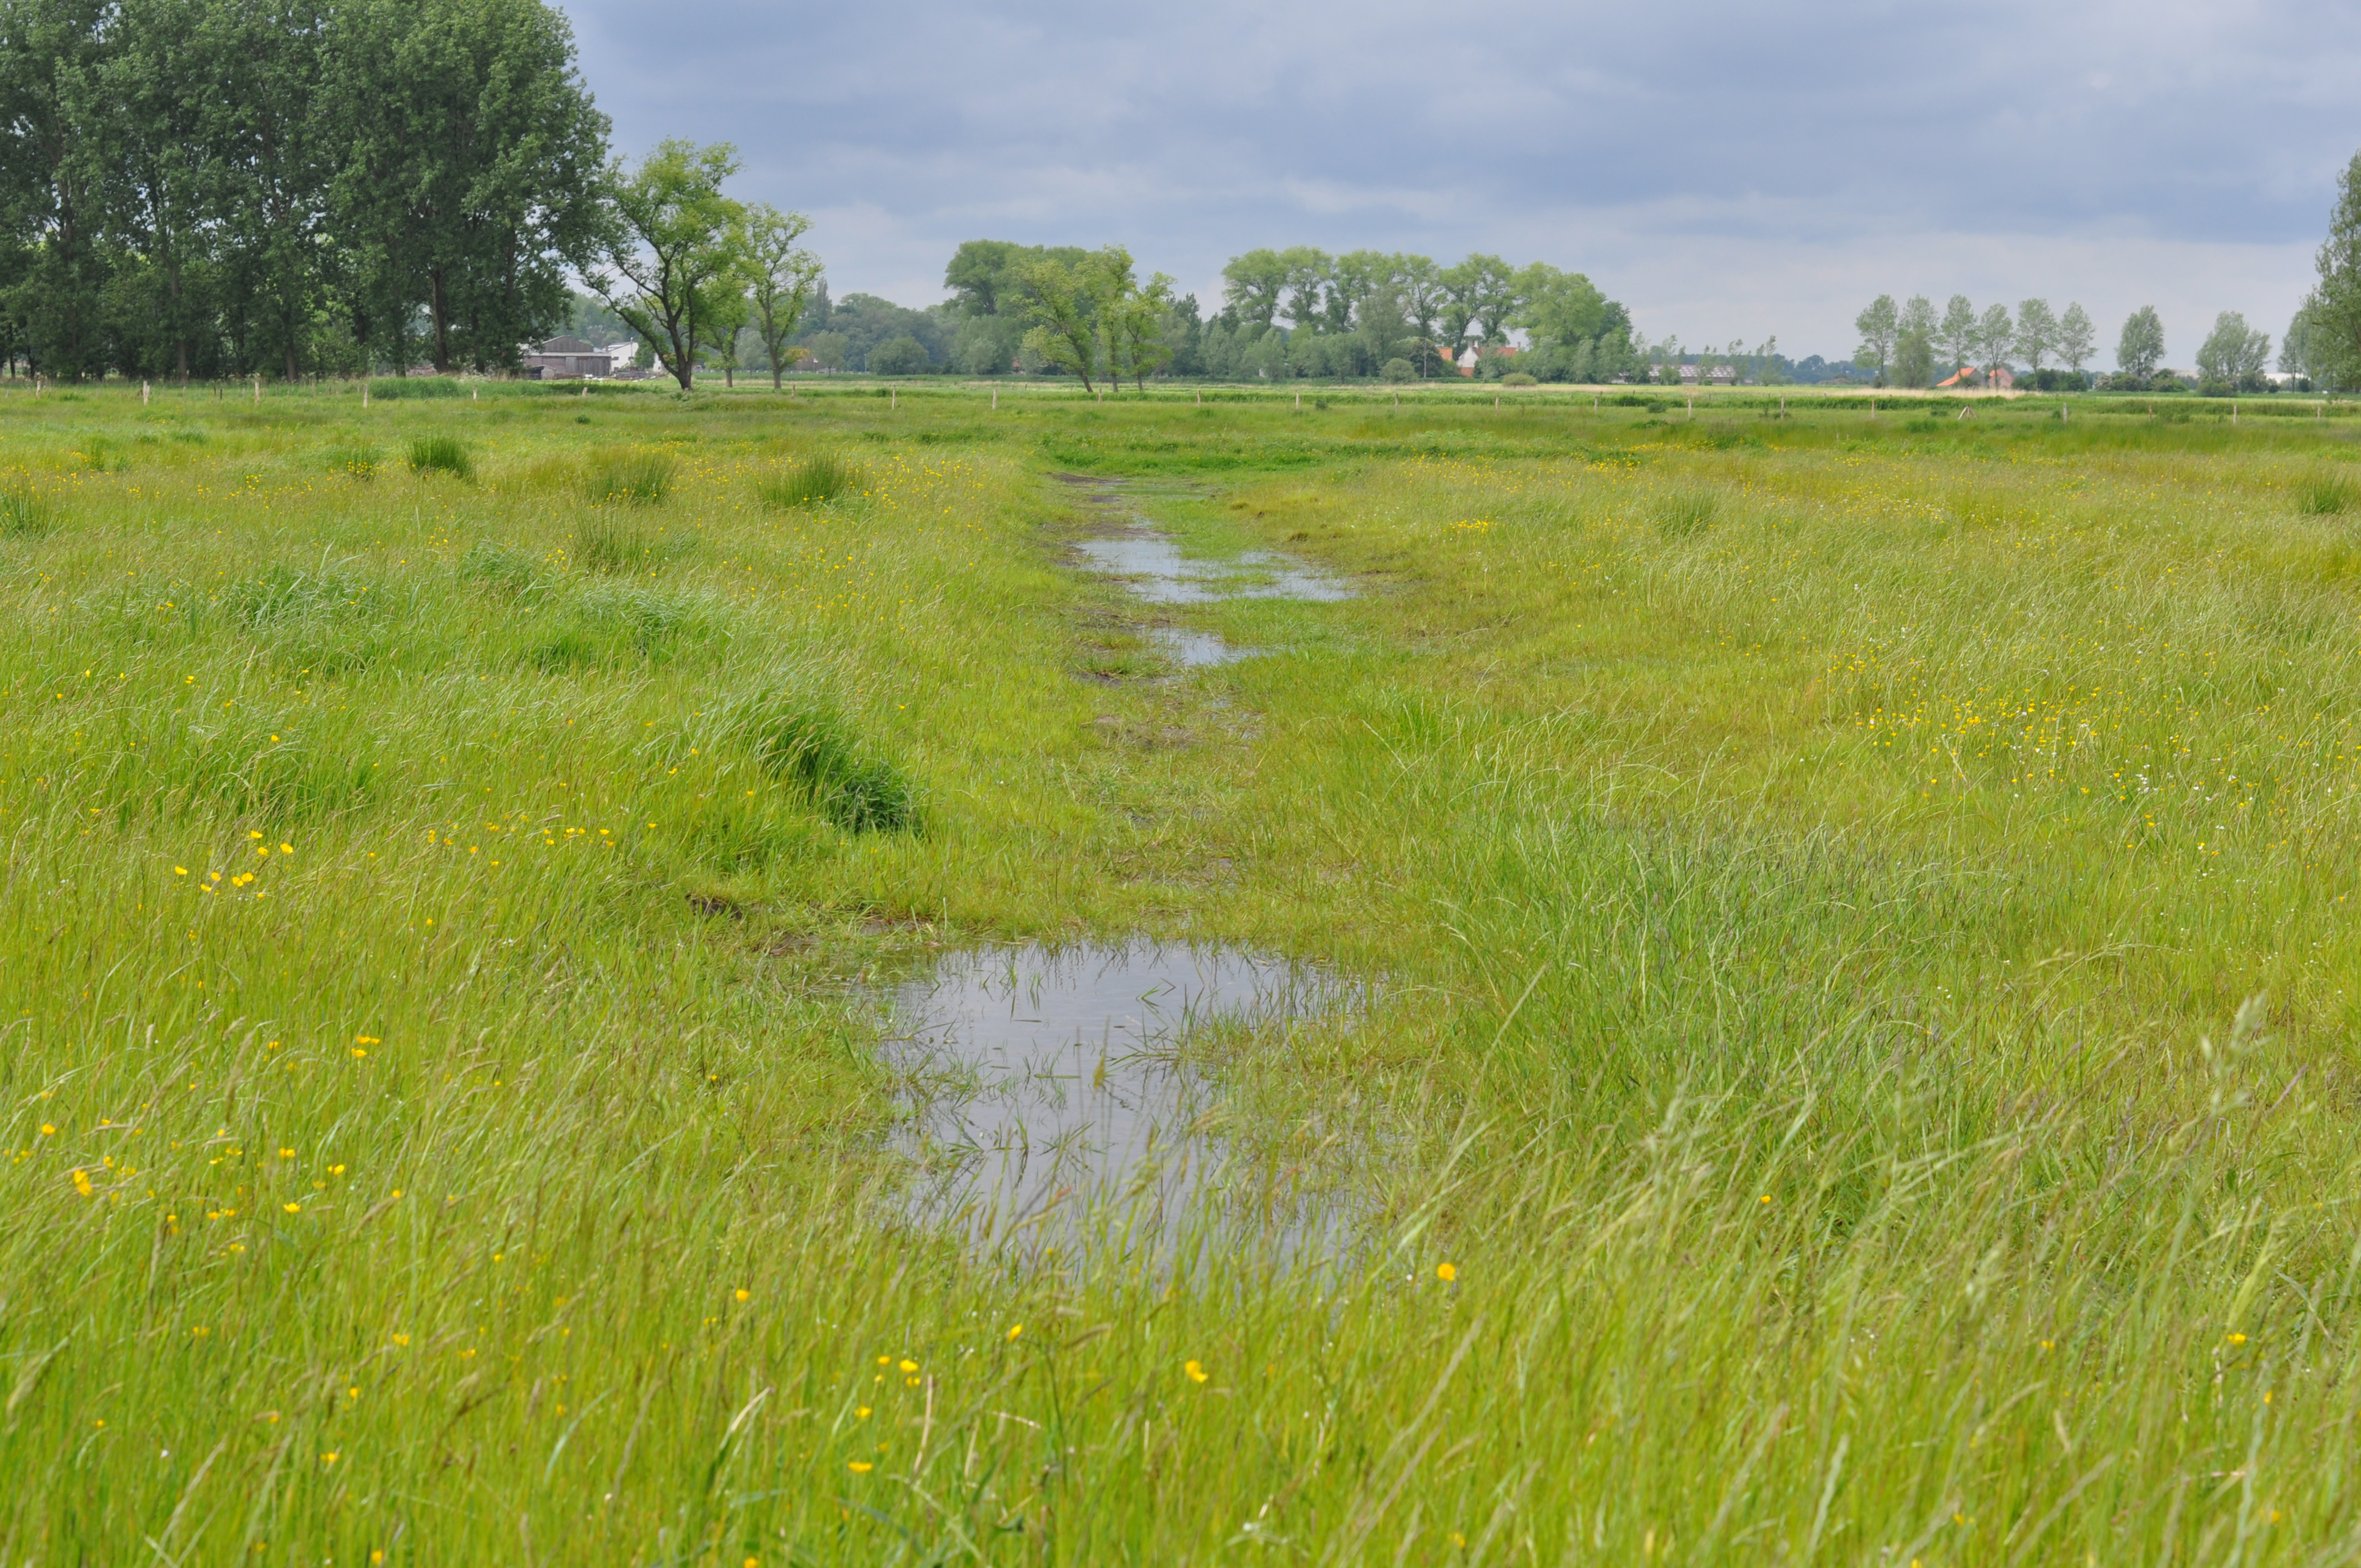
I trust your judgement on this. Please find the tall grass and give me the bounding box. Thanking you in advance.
[2296,469,2354,515]
[759,451,860,507]
[582,448,674,506]
[406,433,472,478]
[732,687,918,831]
[0,476,57,536]
[10,384,2361,1557]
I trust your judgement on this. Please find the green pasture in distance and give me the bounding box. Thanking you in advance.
[6,375,2361,1561]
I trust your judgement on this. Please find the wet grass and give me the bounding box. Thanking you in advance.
[7,378,2361,1560]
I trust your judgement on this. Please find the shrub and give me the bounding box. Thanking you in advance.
[732,690,916,833]
[1500,371,1538,387]
[1381,359,1414,382]
[759,453,861,508]
[582,449,673,506]
[1654,488,1720,538]
[406,435,473,479]
[2296,472,2355,516]
[0,479,59,539]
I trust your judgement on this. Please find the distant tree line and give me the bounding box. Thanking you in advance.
[0,0,613,381]
[1850,156,2361,399]
[1850,295,2100,392]
[793,242,1643,385]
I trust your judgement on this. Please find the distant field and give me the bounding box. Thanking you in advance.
[6,378,2361,1562]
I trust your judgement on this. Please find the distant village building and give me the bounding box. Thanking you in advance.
[1936,365,2014,390]
[522,335,611,380]
[1676,363,1738,385]
[1454,343,1520,378]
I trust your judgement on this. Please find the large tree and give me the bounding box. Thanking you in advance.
[328,0,609,374]
[2298,153,2361,391]
[2117,306,2165,380]
[2012,298,2057,373]
[1976,302,2013,381]
[745,203,820,389]
[1015,251,1101,392]
[1938,295,1977,378]
[2195,311,2270,388]
[2055,302,2095,375]
[1894,295,1936,388]
[587,139,748,390]
[1853,294,1897,383]
[1220,248,1287,335]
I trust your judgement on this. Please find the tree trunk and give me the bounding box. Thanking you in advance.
[430,269,452,373]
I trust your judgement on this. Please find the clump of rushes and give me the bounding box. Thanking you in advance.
[759,452,860,508]
[582,449,674,506]
[733,689,916,832]
[2296,471,2354,516]
[406,434,472,479]
[577,515,657,574]
[0,478,58,538]
[1654,486,1719,538]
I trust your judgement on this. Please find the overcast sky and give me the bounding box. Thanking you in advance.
[554,1,2361,367]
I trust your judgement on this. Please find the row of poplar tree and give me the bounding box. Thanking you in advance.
[0,0,609,382]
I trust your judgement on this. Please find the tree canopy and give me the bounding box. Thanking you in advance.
[0,0,609,379]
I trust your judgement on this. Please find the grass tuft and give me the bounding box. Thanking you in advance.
[582,448,674,506]
[324,441,380,479]
[406,434,473,479]
[2296,471,2354,515]
[1654,486,1720,538]
[0,478,58,538]
[732,689,916,832]
[759,452,861,508]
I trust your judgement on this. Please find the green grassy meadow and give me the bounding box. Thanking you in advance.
[8,378,2361,1562]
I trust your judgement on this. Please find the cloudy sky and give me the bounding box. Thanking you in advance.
[554,1,2361,367]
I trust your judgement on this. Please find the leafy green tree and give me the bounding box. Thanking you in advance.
[1443,253,1518,344]
[2298,153,2361,392]
[2013,299,2056,372]
[745,204,819,389]
[2056,303,2095,375]
[1276,246,1330,330]
[97,0,219,381]
[0,0,122,378]
[1220,248,1287,334]
[1015,252,1100,392]
[866,335,928,375]
[2195,311,2270,389]
[1976,303,2013,380]
[1394,254,1445,374]
[2281,302,2318,381]
[588,140,748,390]
[1111,269,1177,389]
[1324,249,1388,333]
[2117,306,2165,379]
[1894,295,1936,388]
[1853,294,1897,383]
[1938,295,1977,378]
[326,0,609,374]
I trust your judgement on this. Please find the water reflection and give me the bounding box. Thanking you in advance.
[1074,535,1354,607]
[882,942,1352,1263]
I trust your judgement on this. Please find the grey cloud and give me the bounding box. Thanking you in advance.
[555,1,2361,360]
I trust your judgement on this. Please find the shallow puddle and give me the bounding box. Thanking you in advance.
[1075,535,1353,607]
[1148,627,1254,667]
[882,942,1351,1262]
